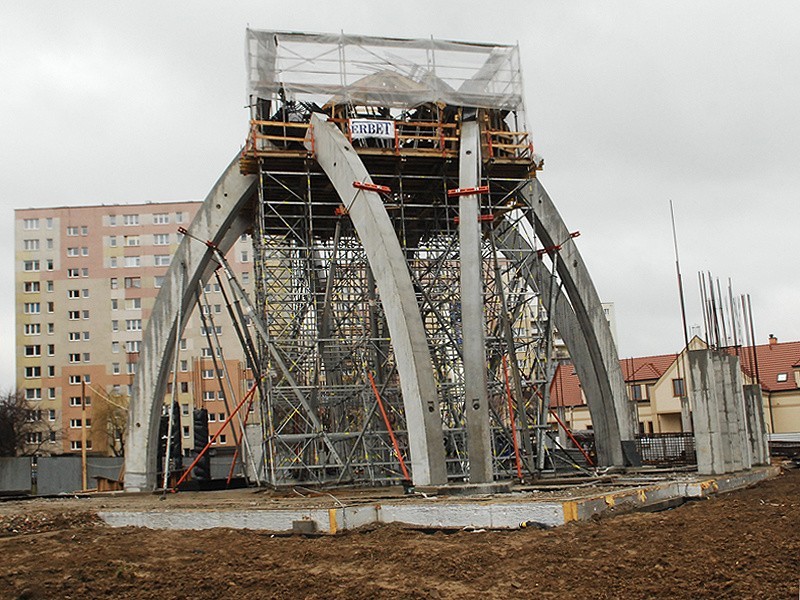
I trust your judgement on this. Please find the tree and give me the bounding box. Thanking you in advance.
[90,391,129,457]
[0,390,55,456]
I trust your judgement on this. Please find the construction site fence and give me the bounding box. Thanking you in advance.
[635,433,697,467]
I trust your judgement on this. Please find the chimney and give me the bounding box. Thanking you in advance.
[769,334,778,346]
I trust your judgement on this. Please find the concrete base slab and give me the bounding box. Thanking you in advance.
[415,481,513,497]
[99,467,779,534]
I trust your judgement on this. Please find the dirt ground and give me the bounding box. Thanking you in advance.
[0,469,798,599]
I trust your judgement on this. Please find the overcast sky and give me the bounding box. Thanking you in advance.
[3,1,800,386]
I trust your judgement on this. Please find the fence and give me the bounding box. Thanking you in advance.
[635,433,697,466]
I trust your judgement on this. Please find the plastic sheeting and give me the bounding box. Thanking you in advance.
[246,29,526,112]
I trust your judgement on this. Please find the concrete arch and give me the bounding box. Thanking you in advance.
[125,155,257,492]
[493,219,625,466]
[305,114,447,486]
[520,179,637,463]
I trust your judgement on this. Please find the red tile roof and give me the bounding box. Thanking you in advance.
[550,352,680,407]
[549,341,800,408]
[734,341,800,393]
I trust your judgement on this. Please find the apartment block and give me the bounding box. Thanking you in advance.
[15,202,254,457]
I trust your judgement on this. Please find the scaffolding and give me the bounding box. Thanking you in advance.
[244,30,557,486]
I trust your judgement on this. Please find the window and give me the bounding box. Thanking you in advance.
[82,310,89,319]
[181,381,189,393]
[24,260,40,272]
[67,247,80,257]
[48,409,56,421]
[23,218,39,230]
[24,323,41,335]
[200,325,222,336]
[630,384,645,402]
[176,212,185,223]
[242,272,250,285]
[154,255,171,267]
[68,332,81,341]
[218,413,225,421]
[83,353,90,362]
[47,366,55,377]
[69,419,82,429]
[124,235,140,246]
[110,278,118,290]
[46,281,54,292]
[47,302,54,313]
[70,441,82,450]
[672,378,685,397]
[108,215,117,226]
[24,366,41,378]
[23,302,40,314]
[26,410,42,422]
[125,340,141,353]
[126,319,142,331]
[123,214,139,226]
[112,341,120,353]
[180,360,188,372]
[24,281,40,293]
[109,257,118,268]
[217,391,225,400]
[124,256,141,268]
[49,431,56,443]
[181,404,189,416]
[47,344,55,356]
[111,299,118,310]
[47,323,54,334]
[46,259,53,271]
[46,218,53,229]
[68,375,82,385]
[219,434,227,444]
[48,387,56,399]
[109,236,117,247]
[81,225,88,236]
[26,432,43,445]
[154,213,170,225]
[23,239,39,251]
[46,238,53,249]
[80,247,88,256]
[154,276,165,288]
[240,251,249,262]
[127,298,141,309]
[24,345,41,357]
[69,353,81,363]
[66,226,79,236]
[81,268,89,277]
[67,289,80,299]
[202,370,215,380]
[112,363,120,375]
[25,388,42,400]
[208,413,216,422]
[67,268,80,278]
[111,320,119,332]
[127,363,136,375]
[154,233,170,245]
[68,310,80,320]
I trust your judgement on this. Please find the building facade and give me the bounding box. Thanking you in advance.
[550,336,800,436]
[15,202,254,457]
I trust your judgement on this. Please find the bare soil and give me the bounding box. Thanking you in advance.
[1,469,798,599]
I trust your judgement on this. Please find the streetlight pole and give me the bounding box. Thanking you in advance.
[81,375,88,490]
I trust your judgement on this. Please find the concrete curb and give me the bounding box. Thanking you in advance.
[99,466,779,534]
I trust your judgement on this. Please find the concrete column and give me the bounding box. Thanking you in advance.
[305,114,447,486]
[458,119,492,483]
[689,350,725,475]
[743,384,769,466]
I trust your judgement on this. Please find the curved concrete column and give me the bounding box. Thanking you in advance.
[493,219,622,466]
[521,180,636,462]
[125,155,257,491]
[305,114,447,486]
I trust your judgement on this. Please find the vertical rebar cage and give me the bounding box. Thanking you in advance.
[245,30,555,486]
